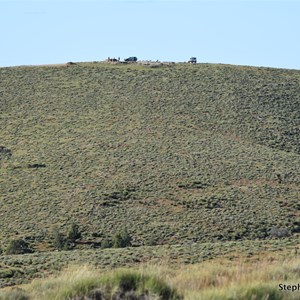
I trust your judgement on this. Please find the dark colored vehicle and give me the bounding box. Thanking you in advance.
[124,57,138,62]
[188,57,197,64]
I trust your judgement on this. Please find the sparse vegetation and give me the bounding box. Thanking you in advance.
[0,238,298,288]
[0,62,298,250]
[0,62,299,293]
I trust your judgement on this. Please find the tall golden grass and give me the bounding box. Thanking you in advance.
[165,255,300,299]
[1,254,300,299]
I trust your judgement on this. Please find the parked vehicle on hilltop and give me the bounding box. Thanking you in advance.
[188,57,197,64]
[124,57,138,62]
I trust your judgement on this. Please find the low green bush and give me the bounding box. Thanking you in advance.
[113,229,132,248]
[101,238,112,249]
[5,239,33,255]
[67,223,81,242]
[52,229,67,250]
[100,270,182,300]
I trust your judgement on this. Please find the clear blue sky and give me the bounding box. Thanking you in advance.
[1,1,300,69]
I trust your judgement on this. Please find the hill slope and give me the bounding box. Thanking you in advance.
[0,62,299,250]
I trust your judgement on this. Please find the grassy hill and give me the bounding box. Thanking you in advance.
[0,62,299,288]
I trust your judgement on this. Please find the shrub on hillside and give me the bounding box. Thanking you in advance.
[68,223,81,242]
[0,146,12,161]
[113,229,132,248]
[52,224,82,250]
[52,229,68,250]
[5,239,33,255]
[101,238,113,249]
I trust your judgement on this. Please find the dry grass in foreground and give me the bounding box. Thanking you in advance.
[168,255,300,299]
[1,253,300,299]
